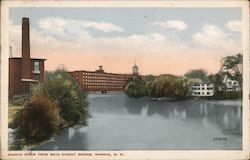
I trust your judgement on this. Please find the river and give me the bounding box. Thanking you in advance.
[33,93,242,150]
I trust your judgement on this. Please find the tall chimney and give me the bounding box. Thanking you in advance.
[21,17,32,79]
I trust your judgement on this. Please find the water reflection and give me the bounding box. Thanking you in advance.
[123,96,242,136]
[33,127,88,150]
[34,94,242,150]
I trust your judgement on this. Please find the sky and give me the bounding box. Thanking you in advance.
[9,8,242,76]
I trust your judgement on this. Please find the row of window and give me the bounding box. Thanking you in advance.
[193,84,213,87]
[83,83,125,86]
[193,92,212,95]
[83,86,123,89]
[82,82,127,85]
[192,87,214,90]
[81,76,129,80]
[82,79,127,82]
[227,81,238,85]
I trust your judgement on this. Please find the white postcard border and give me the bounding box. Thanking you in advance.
[1,1,249,160]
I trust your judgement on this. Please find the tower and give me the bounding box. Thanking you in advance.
[96,65,104,73]
[132,62,139,76]
[9,46,13,58]
[21,17,32,79]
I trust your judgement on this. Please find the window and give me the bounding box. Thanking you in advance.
[34,74,40,80]
[207,92,210,95]
[33,61,40,74]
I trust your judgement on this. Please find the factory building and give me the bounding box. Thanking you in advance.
[9,17,46,99]
[69,64,144,93]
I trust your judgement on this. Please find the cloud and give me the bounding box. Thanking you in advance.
[83,21,124,32]
[226,20,241,32]
[153,20,188,31]
[38,17,124,35]
[10,18,241,75]
[192,24,239,50]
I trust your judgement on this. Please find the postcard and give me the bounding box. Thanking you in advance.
[1,0,249,159]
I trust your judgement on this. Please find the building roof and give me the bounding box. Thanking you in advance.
[68,70,133,76]
[9,57,46,61]
[133,64,138,69]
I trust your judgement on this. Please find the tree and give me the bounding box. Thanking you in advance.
[207,71,226,92]
[184,69,208,82]
[125,76,147,98]
[33,70,90,126]
[149,75,190,99]
[221,53,243,87]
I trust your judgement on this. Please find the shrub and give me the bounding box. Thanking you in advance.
[125,77,147,98]
[14,94,62,143]
[212,91,242,100]
[33,70,89,126]
[149,75,190,99]
[10,95,30,106]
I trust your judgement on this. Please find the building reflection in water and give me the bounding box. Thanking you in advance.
[123,97,242,136]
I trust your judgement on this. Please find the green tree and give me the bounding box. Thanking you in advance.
[184,69,208,82]
[125,76,147,98]
[207,71,226,92]
[33,70,89,126]
[221,53,243,87]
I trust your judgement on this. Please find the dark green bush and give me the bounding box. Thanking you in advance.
[33,70,89,126]
[125,76,147,98]
[14,94,62,144]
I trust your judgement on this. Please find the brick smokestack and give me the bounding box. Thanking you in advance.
[21,17,32,79]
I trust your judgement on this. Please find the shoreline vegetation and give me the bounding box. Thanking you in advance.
[124,75,242,102]
[125,53,242,101]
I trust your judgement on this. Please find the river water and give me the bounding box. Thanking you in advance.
[34,93,242,150]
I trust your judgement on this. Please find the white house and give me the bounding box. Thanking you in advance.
[191,83,214,97]
[222,76,241,92]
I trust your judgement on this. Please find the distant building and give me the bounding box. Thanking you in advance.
[191,83,214,97]
[9,17,46,99]
[69,63,145,93]
[69,66,131,92]
[222,76,241,92]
